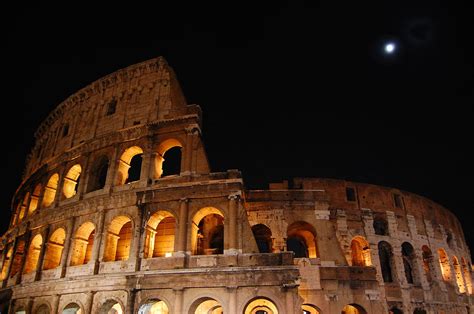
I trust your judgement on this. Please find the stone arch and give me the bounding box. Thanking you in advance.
[34,303,51,314]
[43,173,59,207]
[18,192,30,222]
[98,299,124,314]
[350,236,371,266]
[191,207,224,255]
[302,304,321,314]
[28,184,42,214]
[24,234,43,273]
[287,221,318,258]
[86,155,109,193]
[62,164,82,199]
[252,224,273,253]
[0,245,13,280]
[461,257,473,294]
[378,241,395,283]
[62,302,84,314]
[341,304,367,314]
[155,138,183,178]
[103,215,133,261]
[389,307,403,314]
[116,146,144,185]
[413,308,427,314]
[188,297,223,314]
[43,227,66,270]
[452,256,466,293]
[70,222,96,266]
[401,242,418,284]
[138,298,170,314]
[421,245,434,283]
[144,210,176,258]
[373,216,389,236]
[437,248,451,281]
[10,239,26,277]
[244,297,279,314]
[14,306,26,314]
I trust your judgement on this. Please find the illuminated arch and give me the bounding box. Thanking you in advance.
[9,240,25,277]
[103,216,133,262]
[98,299,124,314]
[155,138,183,178]
[70,222,95,266]
[63,164,82,199]
[24,234,43,274]
[350,236,371,266]
[138,299,170,314]
[28,184,42,214]
[144,210,176,258]
[452,256,466,293]
[461,257,473,294]
[252,224,273,253]
[116,146,144,185]
[302,304,321,314]
[188,297,223,314]
[43,173,59,207]
[437,248,451,281]
[191,207,224,255]
[18,193,30,221]
[0,246,13,280]
[244,297,279,314]
[341,304,367,314]
[287,221,318,258]
[43,228,66,270]
[62,302,84,314]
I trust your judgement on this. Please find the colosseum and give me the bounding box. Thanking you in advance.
[0,57,472,314]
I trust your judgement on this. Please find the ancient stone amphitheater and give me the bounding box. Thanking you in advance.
[0,57,472,314]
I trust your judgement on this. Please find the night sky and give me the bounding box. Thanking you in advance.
[2,2,473,258]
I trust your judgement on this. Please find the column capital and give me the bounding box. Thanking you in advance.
[180,197,189,203]
[228,192,241,200]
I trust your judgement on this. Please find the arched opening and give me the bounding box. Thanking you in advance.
[373,217,388,236]
[28,184,42,214]
[244,297,279,314]
[378,241,395,283]
[62,302,83,314]
[287,221,317,258]
[70,222,95,266]
[389,307,403,314]
[18,193,30,221]
[98,300,123,314]
[191,207,224,255]
[452,256,466,293]
[116,146,144,185]
[189,297,223,314]
[252,224,273,253]
[35,304,51,314]
[86,155,109,193]
[14,308,26,314]
[43,228,66,270]
[351,236,371,266]
[138,299,169,314]
[155,139,183,178]
[0,246,13,280]
[402,242,417,284]
[9,240,25,277]
[302,304,321,314]
[43,173,59,207]
[24,234,43,274]
[63,164,82,199]
[103,216,133,262]
[341,304,367,314]
[144,211,176,258]
[437,248,451,281]
[421,245,434,283]
[461,257,473,294]
[413,308,427,314]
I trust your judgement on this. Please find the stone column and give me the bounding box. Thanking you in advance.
[173,288,184,314]
[51,294,60,314]
[176,198,189,256]
[85,291,96,314]
[133,204,145,271]
[3,235,18,288]
[285,286,296,314]
[92,207,106,274]
[227,286,237,314]
[17,227,32,284]
[182,126,199,175]
[61,216,76,277]
[35,225,51,281]
[226,193,239,254]
[126,288,137,314]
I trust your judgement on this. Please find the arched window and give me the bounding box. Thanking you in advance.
[35,304,51,314]
[461,257,473,294]
[244,297,279,314]
[86,155,109,193]
[155,139,183,178]
[28,184,42,214]
[43,174,59,207]
[302,304,321,314]
[287,221,317,258]
[138,299,169,314]
[351,236,371,266]
[341,304,367,314]
[452,256,466,293]
[63,164,82,199]
[191,207,224,255]
[43,228,66,270]
[0,246,13,280]
[421,245,434,283]
[437,248,451,281]
[373,217,388,236]
[189,297,223,314]
[252,224,273,253]
[144,211,176,258]
[62,302,83,314]
[402,242,417,284]
[24,234,43,274]
[116,146,143,185]
[98,300,123,314]
[378,241,395,283]
[70,222,95,266]
[103,216,132,262]
[9,240,25,277]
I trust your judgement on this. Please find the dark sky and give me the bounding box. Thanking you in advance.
[1,2,473,257]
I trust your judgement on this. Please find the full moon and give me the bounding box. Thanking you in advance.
[384,42,396,54]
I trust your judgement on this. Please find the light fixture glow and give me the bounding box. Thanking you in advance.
[385,42,396,54]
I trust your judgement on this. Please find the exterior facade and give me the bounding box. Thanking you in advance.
[0,57,472,314]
